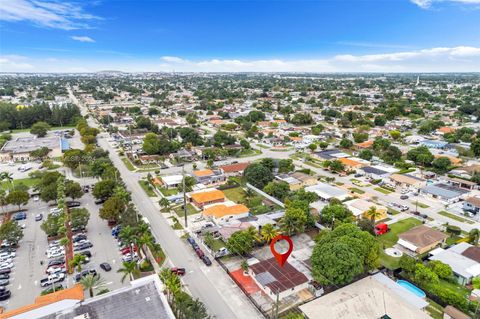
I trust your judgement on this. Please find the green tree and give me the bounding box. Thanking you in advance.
[176,176,196,193]
[70,254,86,272]
[118,261,140,283]
[328,159,345,173]
[389,130,401,140]
[428,260,453,280]
[0,220,23,245]
[41,213,62,237]
[159,267,182,303]
[263,181,290,201]
[470,228,480,245]
[414,263,439,285]
[339,138,353,149]
[65,181,84,201]
[353,132,368,143]
[240,139,251,149]
[278,159,294,173]
[280,207,308,235]
[243,163,274,189]
[63,149,87,169]
[308,143,317,152]
[260,223,278,243]
[6,189,29,211]
[364,206,382,223]
[358,149,373,161]
[80,274,105,298]
[70,208,90,229]
[99,196,126,222]
[159,197,171,212]
[399,255,416,273]
[30,146,50,160]
[226,230,254,255]
[92,180,117,200]
[30,121,51,137]
[380,145,402,165]
[320,202,353,225]
[432,157,452,174]
[471,139,480,157]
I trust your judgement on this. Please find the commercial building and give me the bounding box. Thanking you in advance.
[420,183,470,203]
[389,173,426,189]
[2,275,175,319]
[0,136,62,162]
[299,273,429,319]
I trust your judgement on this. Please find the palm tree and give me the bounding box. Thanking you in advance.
[117,261,140,283]
[470,228,480,245]
[119,225,135,246]
[0,189,7,214]
[159,198,171,212]
[246,226,261,243]
[70,254,86,272]
[260,224,278,243]
[80,274,106,298]
[365,206,383,223]
[135,232,155,260]
[159,268,182,303]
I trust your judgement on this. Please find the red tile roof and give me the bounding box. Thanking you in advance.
[220,162,250,173]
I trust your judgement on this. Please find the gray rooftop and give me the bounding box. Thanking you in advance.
[38,279,174,319]
[421,183,469,199]
[1,136,61,154]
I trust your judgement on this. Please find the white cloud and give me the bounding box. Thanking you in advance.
[411,0,480,8]
[1,46,480,73]
[71,36,95,43]
[0,0,100,30]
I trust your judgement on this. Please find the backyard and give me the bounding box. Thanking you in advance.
[377,217,423,248]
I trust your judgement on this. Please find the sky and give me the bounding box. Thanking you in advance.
[0,0,480,73]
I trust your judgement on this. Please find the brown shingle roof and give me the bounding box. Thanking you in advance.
[443,306,471,319]
[398,225,448,248]
[249,258,308,293]
[220,162,250,173]
[466,196,480,208]
[461,246,480,263]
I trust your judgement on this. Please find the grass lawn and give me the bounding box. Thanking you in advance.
[121,157,135,171]
[238,148,262,157]
[379,250,401,270]
[223,187,246,202]
[210,238,226,251]
[387,208,401,215]
[173,203,198,217]
[439,211,474,224]
[10,125,75,133]
[0,177,40,190]
[374,187,392,194]
[256,144,270,149]
[159,187,178,197]
[138,180,156,197]
[169,217,183,230]
[414,201,430,209]
[378,217,423,248]
[349,187,365,194]
[426,300,444,319]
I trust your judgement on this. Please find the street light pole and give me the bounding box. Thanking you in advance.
[182,165,188,228]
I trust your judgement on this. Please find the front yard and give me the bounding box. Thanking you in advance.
[377,217,423,248]
[138,180,157,197]
[173,203,198,217]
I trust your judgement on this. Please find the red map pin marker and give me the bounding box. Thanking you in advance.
[270,235,293,267]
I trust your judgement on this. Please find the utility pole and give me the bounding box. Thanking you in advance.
[182,164,188,228]
[274,289,280,319]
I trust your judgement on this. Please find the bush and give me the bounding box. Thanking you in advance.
[446,225,462,236]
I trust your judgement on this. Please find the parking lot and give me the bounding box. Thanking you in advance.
[0,192,127,311]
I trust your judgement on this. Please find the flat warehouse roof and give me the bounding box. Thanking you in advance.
[1,136,61,154]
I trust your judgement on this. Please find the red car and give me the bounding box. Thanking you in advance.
[195,248,204,259]
[120,246,138,255]
[171,267,186,276]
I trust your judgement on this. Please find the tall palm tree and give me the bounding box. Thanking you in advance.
[135,232,155,260]
[119,225,135,246]
[160,268,182,303]
[365,206,383,223]
[246,226,261,243]
[159,198,171,212]
[470,228,480,245]
[0,189,7,213]
[80,274,106,298]
[260,224,278,243]
[70,254,86,272]
[117,261,140,283]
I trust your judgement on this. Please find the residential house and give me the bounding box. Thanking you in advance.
[202,203,250,223]
[355,140,374,149]
[299,273,429,319]
[160,175,184,189]
[344,199,388,221]
[463,196,480,214]
[339,157,369,171]
[305,183,349,201]
[421,183,470,204]
[429,242,480,286]
[443,306,471,319]
[420,139,449,150]
[192,169,226,187]
[361,165,398,180]
[389,173,426,189]
[219,162,250,177]
[446,177,476,191]
[248,258,309,300]
[312,149,349,161]
[190,189,225,208]
[397,225,448,254]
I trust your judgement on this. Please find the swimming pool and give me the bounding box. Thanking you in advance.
[397,280,426,298]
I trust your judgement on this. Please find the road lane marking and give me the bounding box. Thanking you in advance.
[17,284,21,290]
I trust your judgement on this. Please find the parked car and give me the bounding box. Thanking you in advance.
[171,267,186,276]
[201,255,212,266]
[0,262,13,269]
[50,208,62,215]
[13,212,26,220]
[400,195,409,200]
[0,252,15,259]
[46,265,66,275]
[47,250,65,259]
[412,211,421,216]
[74,269,97,282]
[100,263,111,272]
[66,201,81,208]
[35,213,43,221]
[122,253,138,262]
[94,198,106,205]
[0,274,9,280]
[40,273,65,287]
[195,248,204,259]
[0,268,11,274]
[47,259,64,267]
[73,235,88,243]
[0,279,9,286]
[74,242,93,251]
[187,237,196,246]
[41,283,63,295]
[0,290,11,301]
[78,250,92,258]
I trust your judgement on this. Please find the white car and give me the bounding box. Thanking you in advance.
[46,266,66,274]
[50,208,62,214]
[0,257,13,264]
[0,262,13,269]
[47,251,65,259]
[0,252,15,259]
[73,240,91,247]
[33,195,40,201]
[122,253,138,262]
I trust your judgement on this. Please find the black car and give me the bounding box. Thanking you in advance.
[100,262,111,271]
[74,242,93,251]
[66,201,81,208]
[0,290,11,301]
[73,235,87,243]
[74,269,97,282]
[78,250,92,258]
[0,274,9,280]
[0,248,15,254]
[201,255,212,266]
[94,198,106,205]
[400,195,409,200]
[47,259,65,267]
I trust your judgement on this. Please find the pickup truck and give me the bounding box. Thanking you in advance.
[40,273,65,287]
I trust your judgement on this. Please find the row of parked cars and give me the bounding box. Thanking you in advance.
[111,225,140,263]
[0,245,16,301]
[186,237,211,266]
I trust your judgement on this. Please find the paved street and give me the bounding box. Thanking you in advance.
[70,88,263,319]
